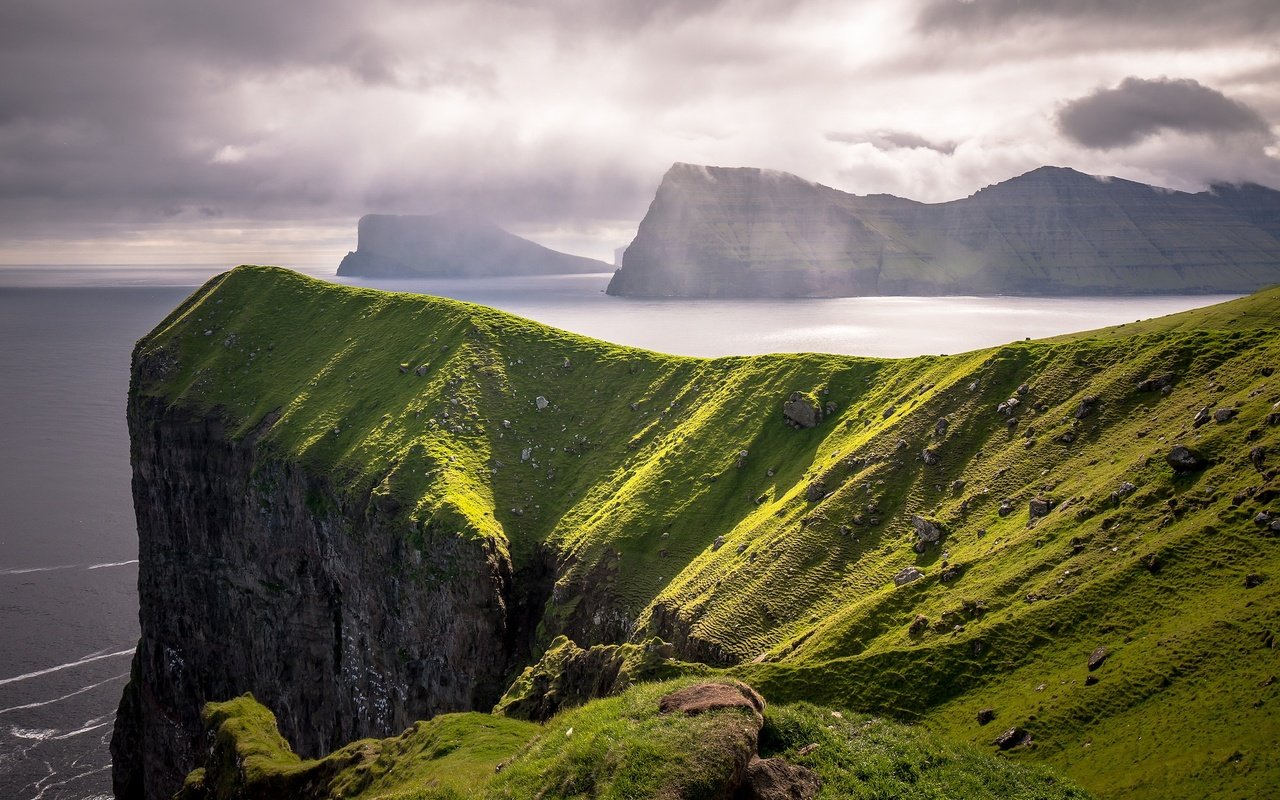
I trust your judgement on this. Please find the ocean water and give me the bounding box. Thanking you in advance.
[0,264,1240,799]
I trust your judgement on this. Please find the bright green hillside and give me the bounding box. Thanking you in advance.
[141,266,1280,799]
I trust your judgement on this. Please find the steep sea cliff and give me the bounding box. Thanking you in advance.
[114,267,1280,799]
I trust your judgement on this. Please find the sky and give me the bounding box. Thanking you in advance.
[1,0,1278,266]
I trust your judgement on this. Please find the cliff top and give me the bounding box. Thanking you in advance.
[136,266,1280,798]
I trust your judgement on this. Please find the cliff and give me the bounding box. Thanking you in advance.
[607,163,1280,297]
[336,212,609,277]
[115,267,1280,799]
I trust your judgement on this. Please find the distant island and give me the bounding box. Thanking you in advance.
[607,163,1280,298]
[337,212,610,277]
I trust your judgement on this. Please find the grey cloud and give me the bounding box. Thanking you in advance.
[917,0,1280,37]
[1057,77,1271,150]
[827,130,958,155]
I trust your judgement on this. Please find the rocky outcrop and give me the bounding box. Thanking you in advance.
[337,212,609,277]
[607,163,1280,298]
[110,393,542,799]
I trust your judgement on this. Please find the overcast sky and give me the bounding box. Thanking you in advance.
[2,0,1278,265]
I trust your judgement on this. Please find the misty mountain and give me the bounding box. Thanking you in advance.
[607,163,1280,297]
[337,212,610,278]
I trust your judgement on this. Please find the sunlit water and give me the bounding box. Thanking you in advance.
[0,264,1239,798]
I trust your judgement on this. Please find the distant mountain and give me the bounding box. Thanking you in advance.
[607,163,1280,297]
[338,212,610,277]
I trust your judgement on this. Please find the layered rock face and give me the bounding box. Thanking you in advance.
[337,212,608,277]
[111,392,530,800]
[607,163,1280,297]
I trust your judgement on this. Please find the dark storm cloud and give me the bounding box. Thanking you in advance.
[1057,77,1271,150]
[917,0,1280,38]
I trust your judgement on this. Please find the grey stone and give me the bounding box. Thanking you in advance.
[535,395,549,411]
[894,566,925,587]
[783,392,821,428]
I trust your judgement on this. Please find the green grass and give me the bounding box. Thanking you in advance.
[145,267,1280,799]
[183,681,1091,800]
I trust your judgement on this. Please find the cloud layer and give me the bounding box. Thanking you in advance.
[1,0,1277,264]
[1058,77,1270,149]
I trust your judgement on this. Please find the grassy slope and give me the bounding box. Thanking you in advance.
[141,266,1280,799]
[184,680,1090,800]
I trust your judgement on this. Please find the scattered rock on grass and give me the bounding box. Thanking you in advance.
[783,392,821,428]
[993,727,1032,750]
[1214,408,1238,423]
[1087,646,1109,671]
[976,708,996,725]
[1166,445,1207,473]
[894,567,924,587]
[741,757,821,800]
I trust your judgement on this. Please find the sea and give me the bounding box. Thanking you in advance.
[0,263,1240,799]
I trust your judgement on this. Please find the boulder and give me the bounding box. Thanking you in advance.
[976,708,996,726]
[993,727,1032,750]
[659,681,765,719]
[783,393,821,428]
[1075,395,1099,419]
[934,417,949,438]
[712,535,726,551]
[911,515,945,545]
[921,448,940,466]
[805,481,826,502]
[1245,573,1265,588]
[1251,446,1267,470]
[909,614,929,635]
[1213,408,1238,423]
[998,499,1013,517]
[1166,445,1207,473]
[1088,646,1109,671]
[894,566,925,587]
[739,757,821,800]
[414,364,429,376]
[535,395,549,411]
[1137,373,1176,392]
[1029,497,1053,520]
[1193,406,1211,427]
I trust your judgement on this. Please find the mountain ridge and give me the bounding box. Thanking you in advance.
[607,163,1280,298]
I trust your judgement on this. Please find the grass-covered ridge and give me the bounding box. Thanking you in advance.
[180,680,1091,800]
[142,266,1280,799]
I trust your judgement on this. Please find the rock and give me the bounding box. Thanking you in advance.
[1017,383,1030,395]
[740,757,822,800]
[911,515,945,545]
[993,727,1032,750]
[824,400,837,416]
[998,499,1013,517]
[921,448,940,466]
[934,417,949,438]
[562,357,572,369]
[952,479,967,492]
[998,397,1020,415]
[1058,430,1076,445]
[1087,646,1109,671]
[1114,481,1137,502]
[535,395,549,411]
[712,535,726,551]
[1251,446,1267,470]
[894,566,924,587]
[658,681,765,719]
[1245,573,1265,588]
[521,447,532,462]
[1269,411,1280,427]
[736,450,750,469]
[414,364,428,376]
[1028,497,1053,520]
[883,406,896,419]
[1193,406,1212,427]
[1166,445,1207,473]
[976,708,996,726]
[783,392,821,428]
[1213,408,1238,423]
[737,543,748,555]
[805,481,826,502]
[398,364,409,374]
[795,743,820,757]
[1075,395,1099,419]
[1137,373,1176,392]
[1084,675,1099,686]
[909,614,929,635]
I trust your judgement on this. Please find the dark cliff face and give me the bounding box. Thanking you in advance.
[111,387,536,799]
[336,212,610,278]
[606,163,1280,298]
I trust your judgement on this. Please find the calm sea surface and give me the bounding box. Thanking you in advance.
[0,264,1240,799]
